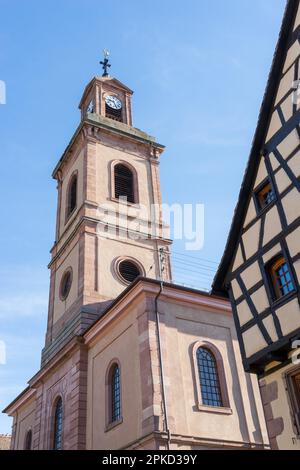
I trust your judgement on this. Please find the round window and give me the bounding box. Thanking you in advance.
[60,269,72,300]
[118,260,141,284]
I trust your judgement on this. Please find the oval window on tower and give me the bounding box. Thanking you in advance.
[60,268,72,301]
[117,259,142,284]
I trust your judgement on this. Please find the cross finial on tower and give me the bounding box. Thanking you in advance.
[100,49,111,77]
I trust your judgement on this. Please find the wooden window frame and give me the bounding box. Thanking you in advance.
[254,178,276,214]
[286,366,300,437]
[267,255,295,302]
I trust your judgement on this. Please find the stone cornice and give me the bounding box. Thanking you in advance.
[52,122,84,179]
[3,387,36,416]
[53,197,170,250]
[52,116,165,180]
[49,215,172,269]
[2,337,86,415]
[28,337,85,388]
[85,113,163,148]
[123,430,269,450]
[159,285,232,314]
[83,278,231,346]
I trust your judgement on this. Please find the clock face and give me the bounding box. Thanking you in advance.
[105,95,122,110]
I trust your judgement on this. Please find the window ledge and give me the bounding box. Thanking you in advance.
[105,418,123,432]
[65,206,78,226]
[271,290,297,309]
[110,197,140,208]
[254,199,277,218]
[197,404,233,415]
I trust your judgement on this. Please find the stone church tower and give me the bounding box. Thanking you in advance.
[43,71,172,368]
[4,63,269,450]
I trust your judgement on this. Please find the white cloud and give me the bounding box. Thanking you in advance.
[0,265,48,318]
[0,294,47,319]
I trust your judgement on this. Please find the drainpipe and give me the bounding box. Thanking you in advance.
[154,280,171,450]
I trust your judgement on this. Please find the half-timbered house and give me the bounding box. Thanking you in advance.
[212,0,300,450]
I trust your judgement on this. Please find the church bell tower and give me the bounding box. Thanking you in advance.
[42,54,172,366]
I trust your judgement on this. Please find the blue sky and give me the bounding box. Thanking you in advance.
[0,0,286,433]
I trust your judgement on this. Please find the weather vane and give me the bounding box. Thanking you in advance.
[100,49,111,77]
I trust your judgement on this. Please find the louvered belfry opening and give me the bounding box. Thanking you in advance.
[119,260,140,283]
[67,174,77,217]
[106,103,122,122]
[114,164,135,203]
[24,430,32,450]
[70,177,77,212]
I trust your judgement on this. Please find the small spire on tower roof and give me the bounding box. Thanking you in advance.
[100,49,111,77]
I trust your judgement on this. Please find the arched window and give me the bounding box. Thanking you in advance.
[268,255,295,300]
[196,347,223,407]
[109,364,121,424]
[114,164,135,203]
[52,397,63,450]
[24,429,32,450]
[66,173,77,218]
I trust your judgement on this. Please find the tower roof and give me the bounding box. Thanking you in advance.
[79,76,133,110]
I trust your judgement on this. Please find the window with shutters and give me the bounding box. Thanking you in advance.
[105,103,122,122]
[52,397,63,450]
[66,172,77,220]
[287,369,300,436]
[24,429,32,450]
[113,163,136,204]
